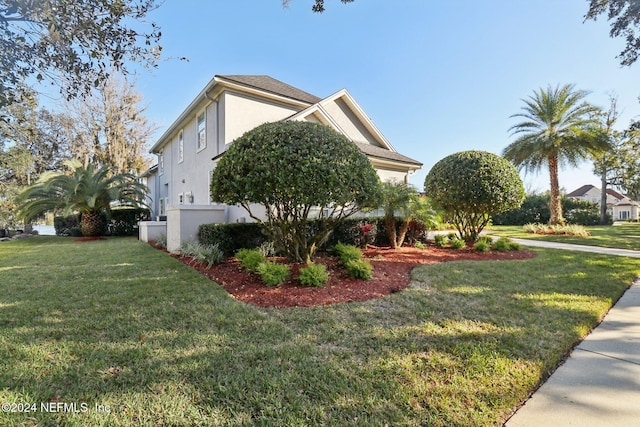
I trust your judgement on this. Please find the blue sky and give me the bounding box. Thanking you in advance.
[130,0,640,193]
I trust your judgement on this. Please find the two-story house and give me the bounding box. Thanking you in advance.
[139,75,422,251]
[567,184,639,221]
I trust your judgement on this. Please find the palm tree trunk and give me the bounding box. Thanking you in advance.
[548,155,564,225]
[81,212,105,237]
[385,216,398,249]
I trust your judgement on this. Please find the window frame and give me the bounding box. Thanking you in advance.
[178,129,184,163]
[196,110,206,152]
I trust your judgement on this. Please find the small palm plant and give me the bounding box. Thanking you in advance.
[16,160,148,237]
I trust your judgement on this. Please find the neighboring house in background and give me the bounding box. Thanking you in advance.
[139,75,422,251]
[566,184,639,221]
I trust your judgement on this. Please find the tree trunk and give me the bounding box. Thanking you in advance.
[600,170,609,225]
[548,156,564,225]
[385,216,398,249]
[396,220,410,248]
[80,211,105,237]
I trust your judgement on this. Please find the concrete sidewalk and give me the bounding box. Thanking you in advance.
[505,240,640,426]
[509,238,640,258]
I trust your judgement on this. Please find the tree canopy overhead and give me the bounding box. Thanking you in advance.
[282,0,354,12]
[0,0,162,108]
[586,0,640,66]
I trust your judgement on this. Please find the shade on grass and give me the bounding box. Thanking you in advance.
[1,237,638,426]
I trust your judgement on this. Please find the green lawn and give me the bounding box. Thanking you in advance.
[487,223,640,251]
[1,237,639,426]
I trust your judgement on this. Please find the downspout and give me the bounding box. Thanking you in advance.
[204,89,228,223]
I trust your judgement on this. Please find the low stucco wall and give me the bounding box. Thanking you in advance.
[166,205,226,253]
[138,221,167,243]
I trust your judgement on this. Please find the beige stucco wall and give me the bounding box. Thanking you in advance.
[321,98,379,146]
[166,205,226,253]
[220,91,300,145]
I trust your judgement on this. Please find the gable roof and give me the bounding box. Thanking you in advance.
[606,188,627,200]
[353,142,422,166]
[566,185,597,198]
[216,75,322,105]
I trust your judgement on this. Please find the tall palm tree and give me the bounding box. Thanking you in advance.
[17,160,147,236]
[503,84,607,225]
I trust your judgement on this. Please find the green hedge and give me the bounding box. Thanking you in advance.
[108,207,150,236]
[54,215,82,237]
[199,217,431,256]
[198,223,268,256]
[54,208,149,237]
[492,194,605,226]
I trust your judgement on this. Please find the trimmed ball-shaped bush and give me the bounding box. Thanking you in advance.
[424,150,524,242]
[210,121,381,263]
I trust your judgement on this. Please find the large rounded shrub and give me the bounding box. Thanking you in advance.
[424,150,525,242]
[210,121,381,263]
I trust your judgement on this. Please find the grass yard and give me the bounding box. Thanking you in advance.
[1,237,639,426]
[488,223,640,251]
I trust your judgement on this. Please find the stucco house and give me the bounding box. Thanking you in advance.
[139,75,422,251]
[566,184,639,221]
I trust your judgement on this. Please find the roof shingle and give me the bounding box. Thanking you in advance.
[216,75,322,105]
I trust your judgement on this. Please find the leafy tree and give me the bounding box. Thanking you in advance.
[590,97,624,224]
[616,122,640,200]
[62,74,155,174]
[0,0,162,109]
[585,0,640,66]
[283,0,354,12]
[424,150,525,243]
[16,160,147,236]
[210,121,382,263]
[0,95,71,228]
[0,95,71,187]
[380,181,439,249]
[503,84,606,225]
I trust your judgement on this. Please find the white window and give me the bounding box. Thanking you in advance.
[197,111,206,151]
[159,198,166,216]
[185,191,193,204]
[159,151,164,175]
[178,193,184,205]
[178,130,184,163]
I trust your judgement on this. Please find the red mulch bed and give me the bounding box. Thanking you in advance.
[152,243,536,308]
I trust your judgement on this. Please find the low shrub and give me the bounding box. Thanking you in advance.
[523,223,591,237]
[492,237,520,252]
[179,241,224,268]
[476,235,494,245]
[257,262,290,286]
[156,234,167,248]
[235,248,267,272]
[450,238,466,249]
[258,241,276,257]
[333,243,362,265]
[345,259,373,280]
[434,234,449,247]
[413,241,426,249]
[298,263,329,287]
[474,241,490,252]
